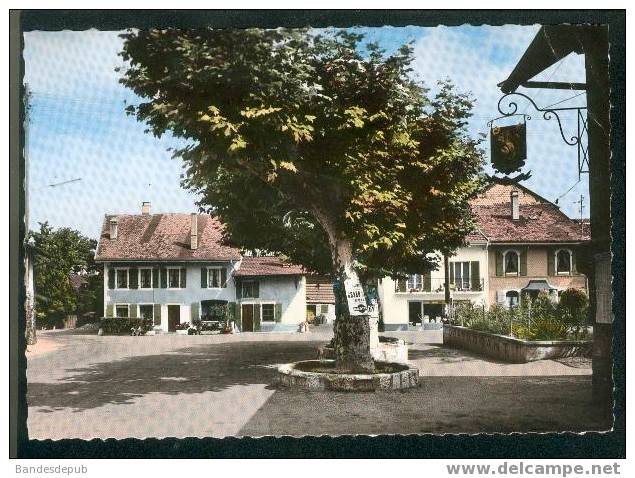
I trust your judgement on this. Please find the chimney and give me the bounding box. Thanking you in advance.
[141,201,151,215]
[190,213,198,250]
[511,190,520,221]
[109,217,118,240]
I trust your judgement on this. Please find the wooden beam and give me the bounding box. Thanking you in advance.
[521,81,587,90]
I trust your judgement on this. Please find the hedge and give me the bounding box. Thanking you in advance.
[100,317,151,335]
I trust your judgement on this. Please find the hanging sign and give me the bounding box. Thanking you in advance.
[344,273,368,316]
[491,122,527,175]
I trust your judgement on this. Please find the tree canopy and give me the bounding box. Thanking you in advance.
[120,28,484,277]
[29,223,98,325]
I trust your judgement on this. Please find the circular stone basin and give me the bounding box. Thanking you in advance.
[278,359,419,392]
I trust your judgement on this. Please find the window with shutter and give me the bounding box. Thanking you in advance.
[495,251,504,276]
[470,261,480,291]
[275,303,283,322]
[139,268,153,289]
[261,303,275,322]
[160,269,167,288]
[201,267,207,288]
[181,268,187,288]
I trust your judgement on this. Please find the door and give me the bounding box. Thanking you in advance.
[242,304,254,332]
[423,303,443,322]
[408,301,422,325]
[167,305,180,332]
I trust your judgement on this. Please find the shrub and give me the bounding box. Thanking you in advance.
[557,288,590,327]
[100,317,150,335]
[514,317,569,341]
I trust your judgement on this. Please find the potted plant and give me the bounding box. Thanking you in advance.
[175,322,190,335]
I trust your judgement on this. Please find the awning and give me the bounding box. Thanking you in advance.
[522,279,557,292]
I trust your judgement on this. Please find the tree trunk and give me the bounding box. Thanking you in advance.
[314,210,374,373]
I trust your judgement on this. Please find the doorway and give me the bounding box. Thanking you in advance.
[242,304,255,332]
[167,305,180,332]
[408,301,422,325]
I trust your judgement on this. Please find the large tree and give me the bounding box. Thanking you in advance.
[120,28,484,371]
[29,223,98,328]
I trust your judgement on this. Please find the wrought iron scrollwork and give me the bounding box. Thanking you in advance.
[491,91,589,179]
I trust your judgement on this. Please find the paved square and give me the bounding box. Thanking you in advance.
[26,328,609,439]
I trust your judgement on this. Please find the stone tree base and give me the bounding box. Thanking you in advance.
[333,314,374,373]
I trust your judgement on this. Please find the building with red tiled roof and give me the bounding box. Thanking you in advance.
[379,179,590,331]
[95,203,306,333]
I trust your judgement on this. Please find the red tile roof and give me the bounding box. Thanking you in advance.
[95,214,241,262]
[233,256,304,277]
[470,180,590,243]
[471,203,590,243]
[306,276,335,304]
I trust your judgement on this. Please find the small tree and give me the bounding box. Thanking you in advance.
[120,28,483,372]
[29,223,98,328]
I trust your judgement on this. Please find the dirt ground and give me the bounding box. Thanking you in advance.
[26,328,607,440]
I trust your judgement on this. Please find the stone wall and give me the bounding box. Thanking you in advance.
[443,325,591,363]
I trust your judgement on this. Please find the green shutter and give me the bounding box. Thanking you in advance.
[181,268,187,288]
[571,250,578,274]
[275,303,282,323]
[449,263,455,285]
[152,268,159,288]
[520,249,528,276]
[201,268,207,288]
[254,304,261,332]
[547,248,555,276]
[470,261,480,290]
[108,268,115,289]
[423,272,432,292]
[129,268,138,289]
[191,302,200,321]
[161,268,167,288]
[106,303,114,318]
[130,304,137,318]
[221,268,228,287]
[228,302,240,329]
[495,251,503,276]
[254,281,260,298]
[153,304,162,326]
[397,279,406,292]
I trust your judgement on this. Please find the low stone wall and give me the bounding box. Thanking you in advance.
[278,360,419,391]
[443,325,592,363]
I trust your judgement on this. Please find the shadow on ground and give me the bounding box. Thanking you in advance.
[407,345,506,364]
[27,341,319,412]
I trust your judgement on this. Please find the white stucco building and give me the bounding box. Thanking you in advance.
[95,204,306,332]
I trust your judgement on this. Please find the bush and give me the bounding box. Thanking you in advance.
[557,288,590,327]
[513,317,569,341]
[100,317,150,335]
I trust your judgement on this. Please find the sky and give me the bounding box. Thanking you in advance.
[23,25,589,240]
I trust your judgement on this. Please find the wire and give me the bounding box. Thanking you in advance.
[541,91,586,110]
[554,179,581,204]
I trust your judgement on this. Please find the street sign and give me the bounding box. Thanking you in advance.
[344,274,368,316]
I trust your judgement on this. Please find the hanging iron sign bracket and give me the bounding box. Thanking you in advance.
[491,92,589,179]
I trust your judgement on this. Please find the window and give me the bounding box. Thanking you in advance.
[506,291,520,309]
[139,268,153,289]
[407,274,423,290]
[242,281,259,298]
[168,268,184,288]
[115,268,129,289]
[207,267,227,288]
[556,249,572,275]
[451,261,471,290]
[115,304,129,317]
[139,304,154,322]
[320,304,329,314]
[261,303,275,322]
[504,251,520,275]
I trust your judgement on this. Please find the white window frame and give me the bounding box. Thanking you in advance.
[115,303,130,318]
[503,249,520,276]
[167,267,185,289]
[115,268,129,289]
[505,290,521,309]
[241,280,259,299]
[451,261,471,289]
[139,267,154,289]
[207,266,227,289]
[555,248,573,275]
[260,302,276,323]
